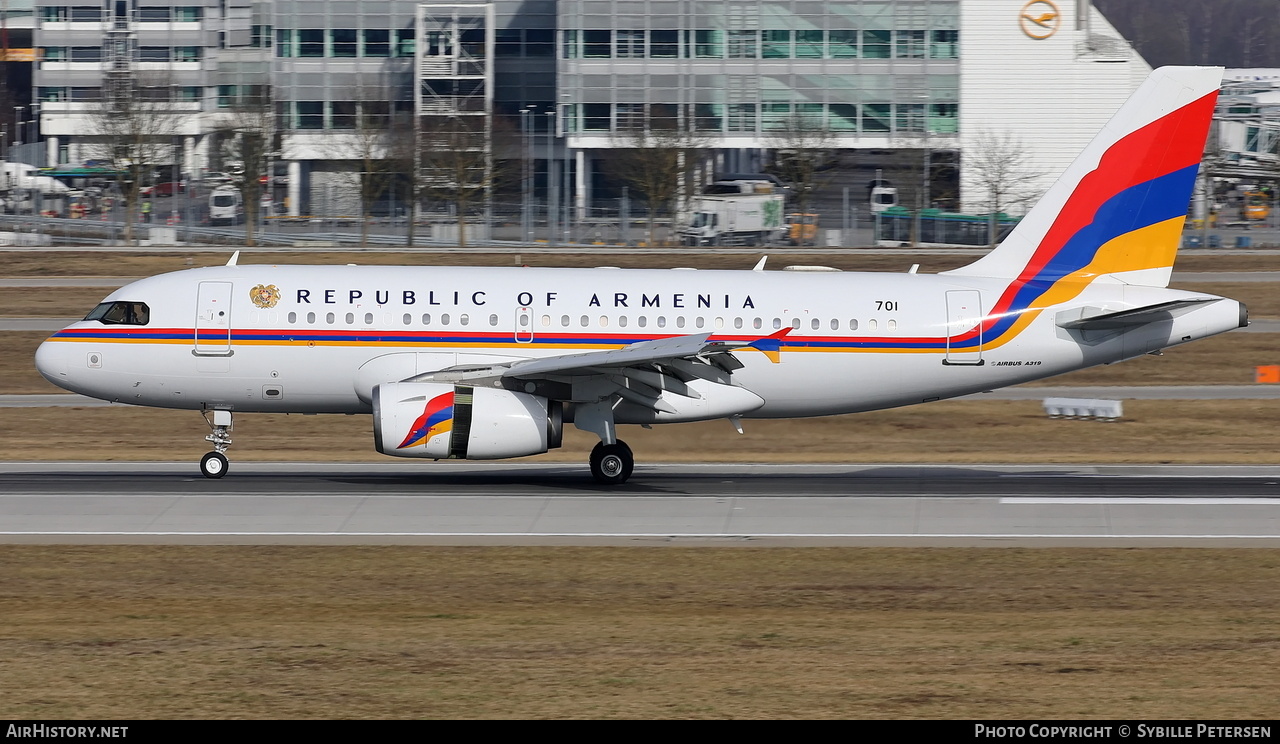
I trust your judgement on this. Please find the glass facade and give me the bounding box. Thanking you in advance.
[557,0,961,140]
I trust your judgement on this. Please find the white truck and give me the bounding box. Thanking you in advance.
[1,162,72,196]
[680,192,785,246]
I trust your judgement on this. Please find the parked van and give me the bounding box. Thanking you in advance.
[209,187,243,226]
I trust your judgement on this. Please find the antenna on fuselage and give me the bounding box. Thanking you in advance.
[226,250,240,266]
[752,256,768,271]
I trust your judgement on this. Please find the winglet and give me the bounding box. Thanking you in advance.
[227,250,240,266]
[747,326,792,363]
[752,256,768,271]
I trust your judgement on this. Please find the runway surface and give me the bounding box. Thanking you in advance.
[3,461,1279,547]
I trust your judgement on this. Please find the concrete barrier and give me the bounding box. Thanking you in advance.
[1043,397,1123,421]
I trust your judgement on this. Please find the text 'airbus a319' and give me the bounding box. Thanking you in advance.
[36,66,1246,484]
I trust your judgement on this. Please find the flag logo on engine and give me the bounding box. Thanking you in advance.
[397,391,455,449]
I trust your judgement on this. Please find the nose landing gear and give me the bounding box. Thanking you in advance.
[200,409,233,479]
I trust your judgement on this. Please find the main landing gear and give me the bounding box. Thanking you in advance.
[590,440,633,485]
[200,409,233,479]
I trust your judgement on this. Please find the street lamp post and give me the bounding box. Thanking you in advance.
[30,104,42,235]
[546,109,556,246]
[520,107,531,243]
[13,106,26,227]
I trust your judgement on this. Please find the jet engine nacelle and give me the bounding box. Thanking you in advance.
[373,381,561,459]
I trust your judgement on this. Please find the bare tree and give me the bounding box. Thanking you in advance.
[329,92,402,247]
[212,87,275,246]
[764,113,837,222]
[880,131,960,247]
[84,74,184,245]
[417,113,509,248]
[964,127,1045,247]
[383,113,419,246]
[608,110,708,246]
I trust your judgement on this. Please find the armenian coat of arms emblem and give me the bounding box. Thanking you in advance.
[249,284,281,309]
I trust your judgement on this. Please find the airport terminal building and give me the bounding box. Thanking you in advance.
[20,0,1151,217]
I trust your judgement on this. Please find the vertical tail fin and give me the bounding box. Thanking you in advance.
[946,66,1223,289]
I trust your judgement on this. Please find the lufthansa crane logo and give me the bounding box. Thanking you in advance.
[1020,0,1061,40]
[249,283,281,309]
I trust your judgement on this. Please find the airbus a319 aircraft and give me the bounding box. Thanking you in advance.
[36,66,1245,484]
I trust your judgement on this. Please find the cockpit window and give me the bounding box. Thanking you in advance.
[84,301,150,326]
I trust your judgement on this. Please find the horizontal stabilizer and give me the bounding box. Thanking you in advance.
[1056,298,1220,331]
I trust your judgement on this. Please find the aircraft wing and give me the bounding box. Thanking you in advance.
[407,329,790,414]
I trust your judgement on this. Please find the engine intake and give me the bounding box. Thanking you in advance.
[373,382,561,459]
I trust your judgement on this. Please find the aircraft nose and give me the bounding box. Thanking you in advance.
[34,336,72,389]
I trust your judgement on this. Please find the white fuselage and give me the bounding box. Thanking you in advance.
[35,264,1244,421]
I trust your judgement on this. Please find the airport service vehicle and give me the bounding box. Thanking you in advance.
[36,67,1246,484]
[1239,186,1270,221]
[785,213,819,246]
[1,162,72,195]
[209,187,243,225]
[140,182,184,198]
[681,192,785,246]
[870,185,898,213]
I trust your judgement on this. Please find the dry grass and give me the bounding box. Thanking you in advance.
[4,398,1280,465]
[3,333,65,394]
[0,288,111,318]
[1,546,1278,719]
[1025,332,1278,386]
[1174,253,1280,272]
[1171,282,1280,318]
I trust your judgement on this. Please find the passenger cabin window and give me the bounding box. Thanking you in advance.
[85,301,150,326]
